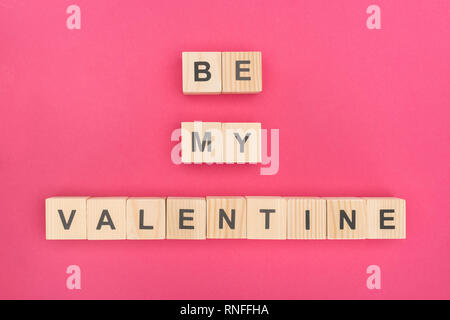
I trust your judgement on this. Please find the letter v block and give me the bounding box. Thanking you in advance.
[181,121,223,163]
[87,197,127,240]
[182,52,222,94]
[46,197,89,240]
[207,197,247,239]
[326,198,367,239]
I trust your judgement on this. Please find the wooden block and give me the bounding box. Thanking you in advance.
[87,197,127,240]
[326,198,367,239]
[365,197,406,239]
[222,52,262,93]
[181,121,223,164]
[246,197,286,239]
[182,52,222,94]
[167,197,206,239]
[126,198,166,240]
[286,197,326,240]
[207,197,246,239]
[223,122,261,164]
[45,197,89,240]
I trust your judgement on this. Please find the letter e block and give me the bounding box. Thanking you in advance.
[167,197,206,239]
[326,198,367,239]
[127,198,166,240]
[286,197,326,239]
[223,122,261,164]
[207,197,247,239]
[365,197,406,239]
[222,52,262,93]
[182,52,222,94]
[46,197,89,240]
[87,197,127,240]
[246,197,287,239]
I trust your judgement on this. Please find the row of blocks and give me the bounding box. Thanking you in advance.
[182,122,261,164]
[182,52,262,94]
[46,197,406,240]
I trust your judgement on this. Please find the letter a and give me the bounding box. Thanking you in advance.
[366,265,381,290]
[66,5,81,30]
[66,265,81,290]
[366,5,381,30]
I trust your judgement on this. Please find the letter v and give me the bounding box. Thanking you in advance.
[58,210,76,230]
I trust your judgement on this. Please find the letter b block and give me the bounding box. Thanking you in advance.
[182,52,222,94]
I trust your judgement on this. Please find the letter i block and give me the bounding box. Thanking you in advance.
[87,197,127,240]
[365,197,406,239]
[246,197,287,239]
[181,121,223,164]
[207,197,247,239]
[127,198,166,240]
[46,197,89,240]
[286,197,326,240]
[222,52,262,93]
[223,122,261,163]
[326,198,367,239]
[166,197,206,239]
[182,52,222,94]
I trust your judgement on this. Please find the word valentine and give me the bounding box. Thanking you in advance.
[46,197,406,240]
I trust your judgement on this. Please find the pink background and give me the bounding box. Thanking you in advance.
[0,0,449,299]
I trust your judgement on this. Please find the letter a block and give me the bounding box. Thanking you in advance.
[181,121,223,164]
[207,197,247,239]
[286,197,326,240]
[87,197,127,240]
[167,197,206,239]
[46,197,89,240]
[326,198,367,239]
[365,197,406,239]
[182,52,222,94]
[127,198,166,240]
[246,197,287,239]
[222,52,262,93]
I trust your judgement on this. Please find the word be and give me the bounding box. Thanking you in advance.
[181,121,261,164]
[182,52,262,94]
[46,197,406,240]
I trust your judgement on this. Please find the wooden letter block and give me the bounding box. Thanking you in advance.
[207,197,246,239]
[167,197,206,239]
[223,122,261,164]
[182,52,222,94]
[87,197,127,240]
[326,198,367,239]
[222,52,262,93]
[127,198,166,240]
[246,197,286,239]
[366,197,406,239]
[46,197,89,240]
[286,197,326,240]
[181,121,223,164]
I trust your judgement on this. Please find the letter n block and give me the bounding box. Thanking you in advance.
[87,197,127,240]
[326,198,367,239]
[286,197,326,239]
[167,197,206,239]
[207,197,247,239]
[127,198,166,240]
[246,197,287,239]
[223,122,261,164]
[182,52,222,94]
[222,52,262,93]
[181,121,223,164]
[45,197,89,240]
[365,197,406,239]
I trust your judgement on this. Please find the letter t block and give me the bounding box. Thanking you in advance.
[182,52,222,94]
